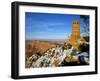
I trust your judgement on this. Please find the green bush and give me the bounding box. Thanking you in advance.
[83,36,89,42]
[66,43,72,49]
[71,49,77,55]
[78,43,89,52]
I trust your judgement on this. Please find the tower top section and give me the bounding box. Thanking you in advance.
[72,21,80,24]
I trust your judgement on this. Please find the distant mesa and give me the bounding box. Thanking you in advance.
[25,40,57,58]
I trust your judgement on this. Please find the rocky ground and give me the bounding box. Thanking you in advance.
[25,42,89,68]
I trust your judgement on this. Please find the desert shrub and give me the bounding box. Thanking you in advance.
[62,42,67,51]
[62,43,72,50]
[65,56,73,63]
[83,36,89,42]
[67,43,72,49]
[78,43,89,52]
[71,49,77,55]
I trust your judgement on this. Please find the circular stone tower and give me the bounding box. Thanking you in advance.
[67,20,81,49]
[72,21,80,40]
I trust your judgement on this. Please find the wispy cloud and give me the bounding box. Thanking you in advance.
[26,19,66,32]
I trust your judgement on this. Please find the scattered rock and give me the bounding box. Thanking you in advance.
[26,44,89,68]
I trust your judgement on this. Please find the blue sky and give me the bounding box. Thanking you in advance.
[25,12,89,40]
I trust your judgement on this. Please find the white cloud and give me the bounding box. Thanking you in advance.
[28,21,65,32]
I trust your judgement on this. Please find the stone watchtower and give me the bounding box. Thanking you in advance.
[67,21,81,49]
[72,21,80,40]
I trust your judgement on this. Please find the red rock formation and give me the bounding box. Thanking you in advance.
[25,40,57,58]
